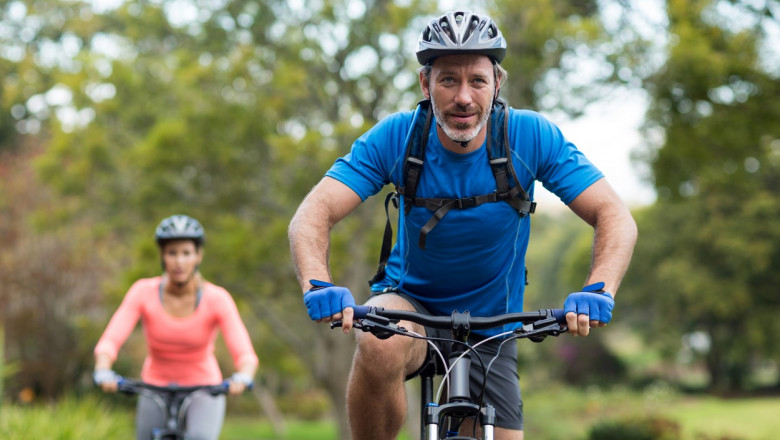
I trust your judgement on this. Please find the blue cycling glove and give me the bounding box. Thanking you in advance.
[563,282,615,324]
[303,279,356,321]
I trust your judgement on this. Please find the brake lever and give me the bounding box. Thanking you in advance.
[516,315,568,342]
[331,316,408,340]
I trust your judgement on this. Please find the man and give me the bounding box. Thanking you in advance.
[288,10,637,440]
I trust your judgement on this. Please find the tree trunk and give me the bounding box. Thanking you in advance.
[252,385,286,435]
[318,331,355,440]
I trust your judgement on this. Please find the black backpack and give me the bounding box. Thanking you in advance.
[369,98,536,286]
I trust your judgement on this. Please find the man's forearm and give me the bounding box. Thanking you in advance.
[288,203,333,292]
[288,178,364,292]
[585,206,638,296]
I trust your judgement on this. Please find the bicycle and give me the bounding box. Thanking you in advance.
[333,305,568,440]
[113,376,250,440]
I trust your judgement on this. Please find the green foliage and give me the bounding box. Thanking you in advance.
[644,0,779,199]
[525,212,593,307]
[626,0,780,392]
[588,416,682,440]
[491,0,613,113]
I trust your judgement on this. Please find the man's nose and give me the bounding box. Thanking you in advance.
[453,83,473,107]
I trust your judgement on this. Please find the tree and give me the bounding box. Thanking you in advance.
[624,0,780,391]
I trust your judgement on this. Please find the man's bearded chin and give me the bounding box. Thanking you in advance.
[431,96,492,146]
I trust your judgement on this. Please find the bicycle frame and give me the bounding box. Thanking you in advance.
[335,306,567,440]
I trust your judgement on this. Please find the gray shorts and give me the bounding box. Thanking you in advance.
[371,291,524,431]
[136,388,226,440]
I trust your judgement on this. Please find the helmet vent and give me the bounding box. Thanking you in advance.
[415,10,507,65]
[438,18,455,43]
[487,24,496,38]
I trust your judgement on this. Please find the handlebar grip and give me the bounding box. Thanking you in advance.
[551,308,566,324]
[223,379,254,391]
[353,305,372,319]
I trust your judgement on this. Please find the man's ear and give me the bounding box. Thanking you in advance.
[419,70,431,99]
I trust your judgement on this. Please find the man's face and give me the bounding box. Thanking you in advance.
[422,54,497,145]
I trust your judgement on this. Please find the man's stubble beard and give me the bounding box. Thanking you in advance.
[430,87,493,145]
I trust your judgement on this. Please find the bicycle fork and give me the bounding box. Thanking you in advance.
[422,351,496,439]
[424,403,495,439]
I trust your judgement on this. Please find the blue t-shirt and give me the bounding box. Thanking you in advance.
[326,106,603,336]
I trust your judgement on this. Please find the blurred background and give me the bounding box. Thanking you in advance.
[1,0,779,439]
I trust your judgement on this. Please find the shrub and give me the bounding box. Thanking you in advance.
[587,415,681,440]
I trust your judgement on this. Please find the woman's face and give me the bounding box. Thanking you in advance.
[161,239,202,284]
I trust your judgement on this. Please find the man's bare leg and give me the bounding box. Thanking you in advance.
[346,294,428,440]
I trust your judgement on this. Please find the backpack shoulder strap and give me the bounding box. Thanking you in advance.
[369,101,431,286]
[398,99,433,214]
[488,99,536,215]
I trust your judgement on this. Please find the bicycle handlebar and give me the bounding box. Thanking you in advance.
[115,377,249,396]
[335,305,568,342]
[351,305,566,330]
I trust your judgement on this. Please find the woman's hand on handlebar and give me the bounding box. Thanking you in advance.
[228,372,254,395]
[93,369,120,393]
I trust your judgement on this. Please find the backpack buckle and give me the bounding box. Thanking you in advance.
[457,196,478,209]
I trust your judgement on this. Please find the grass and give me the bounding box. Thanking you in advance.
[221,418,337,440]
[522,384,780,440]
[671,396,780,440]
[221,416,413,440]
[0,394,134,439]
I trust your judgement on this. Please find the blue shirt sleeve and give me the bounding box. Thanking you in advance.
[325,112,413,201]
[508,109,603,205]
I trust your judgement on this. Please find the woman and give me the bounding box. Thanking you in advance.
[93,214,258,440]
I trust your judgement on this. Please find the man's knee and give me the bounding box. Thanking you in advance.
[353,330,411,376]
[352,294,427,379]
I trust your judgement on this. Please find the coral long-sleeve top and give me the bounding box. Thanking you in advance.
[94,277,258,386]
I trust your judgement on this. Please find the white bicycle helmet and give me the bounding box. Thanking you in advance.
[155,215,205,247]
[416,10,507,65]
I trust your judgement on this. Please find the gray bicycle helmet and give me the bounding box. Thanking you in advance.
[416,10,507,65]
[155,215,205,247]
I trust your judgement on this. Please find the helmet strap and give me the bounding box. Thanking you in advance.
[492,59,501,101]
